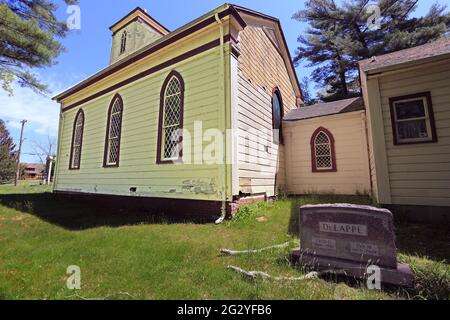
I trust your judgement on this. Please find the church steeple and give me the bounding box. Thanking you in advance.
[109,7,170,64]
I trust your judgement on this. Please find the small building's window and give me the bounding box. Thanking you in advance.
[157,71,184,164]
[120,31,127,54]
[272,88,283,144]
[69,109,84,170]
[311,127,336,172]
[104,94,123,167]
[389,92,437,145]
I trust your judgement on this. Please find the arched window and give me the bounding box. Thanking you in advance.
[157,71,184,164]
[311,127,337,172]
[104,94,123,167]
[120,31,127,54]
[272,88,283,144]
[69,109,84,170]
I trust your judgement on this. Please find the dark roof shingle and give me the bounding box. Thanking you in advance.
[360,37,450,73]
[284,97,364,121]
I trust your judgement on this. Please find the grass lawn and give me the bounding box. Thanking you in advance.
[0,182,448,300]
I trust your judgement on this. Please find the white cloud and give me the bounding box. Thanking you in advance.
[0,72,86,163]
[0,73,83,138]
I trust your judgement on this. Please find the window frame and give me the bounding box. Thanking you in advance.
[120,31,127,55]
[156,70,185,164]
[271,87,284,145]
[103,93,124,168]
[69,109,85,170]
[310,127,337,173]
[389,92,437,145]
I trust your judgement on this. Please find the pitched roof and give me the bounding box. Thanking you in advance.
[53,4,302,104]
[360,37,450,74]
[284,97,365,121]
[109,7,170,36]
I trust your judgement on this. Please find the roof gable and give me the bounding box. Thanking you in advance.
[53,4,303,104]
[284,97,365,121]
[231,5,303,101]
[109,7,170,36]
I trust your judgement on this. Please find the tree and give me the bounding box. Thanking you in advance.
[0,0,78,95]
[0,119,16,183]
[32,135,56,164]
[300,76,317,105]
[293,0,450,102]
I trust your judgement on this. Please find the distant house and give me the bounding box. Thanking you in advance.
[360,37,450,221]
[23,164,45,180]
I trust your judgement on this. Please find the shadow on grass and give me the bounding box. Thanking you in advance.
[0,193,216,230]
[287,195,449,263]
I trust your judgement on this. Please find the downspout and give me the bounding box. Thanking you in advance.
[214,13,227,224]
[53,106,65,191]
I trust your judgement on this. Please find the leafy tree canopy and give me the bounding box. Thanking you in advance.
[0,0,78,95]
[0,119,16,183]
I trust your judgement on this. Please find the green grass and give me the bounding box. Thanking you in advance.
[0,180,51,194]
[0,183,448,300]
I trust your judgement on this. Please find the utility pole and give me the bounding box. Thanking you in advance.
[14,120,27,186]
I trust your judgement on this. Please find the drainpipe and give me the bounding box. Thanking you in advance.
[214,13,227,224]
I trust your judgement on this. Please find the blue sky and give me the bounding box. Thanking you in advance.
[0,0,446,163]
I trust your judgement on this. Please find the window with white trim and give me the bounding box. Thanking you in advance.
[390,92,437,145]
[70,109,84,169]
[104,95,123,166]
[158,72,184,162]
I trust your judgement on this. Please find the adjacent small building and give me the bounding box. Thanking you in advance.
[283,97,371,196]
[360,37,450,221]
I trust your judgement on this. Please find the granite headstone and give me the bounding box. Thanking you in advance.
[292,204,414,287]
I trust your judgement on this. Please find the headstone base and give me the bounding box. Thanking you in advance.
[292,249,414,287]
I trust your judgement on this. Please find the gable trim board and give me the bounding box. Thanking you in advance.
[109,7,171,36]
[232,5,303,103]
[54,6,242,103]
[60,36,231,113]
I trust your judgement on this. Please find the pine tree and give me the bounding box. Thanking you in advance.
[0,0,78,94]
[293,0,450,102]
[0,119,16,184]
[300,76,317,105]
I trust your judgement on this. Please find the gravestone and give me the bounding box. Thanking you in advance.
[292,204,414,287]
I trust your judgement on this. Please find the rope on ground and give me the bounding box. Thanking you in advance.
[65,292,135,300]
[227,265,319,281]
[220,242,290,256]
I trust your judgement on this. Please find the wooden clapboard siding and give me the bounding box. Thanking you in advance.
[236,75,283,196]
[238,26,297,112]
[110,19,163,65]
[55,45,228,201]
[284,111,371,195]
[371,60,450,207]
[234,26,298,196]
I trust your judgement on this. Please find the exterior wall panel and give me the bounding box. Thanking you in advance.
[284,111,371,195]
